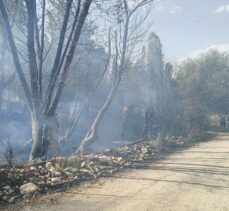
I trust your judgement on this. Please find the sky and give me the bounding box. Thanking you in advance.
[147,0,229,59]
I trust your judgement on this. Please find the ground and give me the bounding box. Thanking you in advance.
[5,132,229,211]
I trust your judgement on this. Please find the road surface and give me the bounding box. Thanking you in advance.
[21,133,229,211]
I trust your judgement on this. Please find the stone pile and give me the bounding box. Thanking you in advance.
[0,135,192,205]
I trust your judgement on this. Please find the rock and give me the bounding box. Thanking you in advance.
[79,169,91,174]
[98,156,108,162]
[19,169,25,173]
[7,189,14,194]
[3,196,9,201]
[46,162,53,170]
[29,166,37,171]
[22,194,32,200]
[65,171,74,177]
[81,161,86,168]
[117,157,123,162]
[3,186,11,190]
[50,165,58,172]
[10,168,15,172]
[39,169,45,174]
[52,156,66,163]
[67,156,82,165]
[98,156,113,165]
[8,196,17,203]
[94,167,100,173]
[64,167,78,173]
[141,147,148,154]
[39,175,45,180]
[51,177,61,183]
[7,173,14,179]
[34,172,40,176]
[54,163,62,171]
[52,171,62,177]
[20,183,39,195]
[38,181,46,185]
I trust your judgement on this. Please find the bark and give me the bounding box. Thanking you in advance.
[36,0,46,98]
[1,0,92,162]
[30,0,91,162]
[26,0,40,108]
[0,72,16,112]
[44,0,74,112]
[76,85,117,155]
[0,0,33,111]
[29,113,59,162]
[48,0,92,116]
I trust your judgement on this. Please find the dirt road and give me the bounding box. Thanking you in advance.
[22,133,229,211]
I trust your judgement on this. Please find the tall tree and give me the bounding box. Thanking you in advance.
[142,32,164,137]
[76,0,153,155]
[0,0,92,162]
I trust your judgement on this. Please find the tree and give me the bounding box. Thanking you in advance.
[76,0,153,155]
[0,0,21,112]
[177,50,229,133]
[0,35,16,112]
[140,32,164,138]
[0,0,92,162]
[161,62,186,135]
[59,38,111,144]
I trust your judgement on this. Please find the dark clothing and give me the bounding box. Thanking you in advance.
[220,116,226,128]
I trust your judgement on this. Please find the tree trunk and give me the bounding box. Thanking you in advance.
[76,85,117,155]
[29,113,59,163]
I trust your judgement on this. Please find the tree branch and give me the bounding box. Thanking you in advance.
[60,28,111,143]
[44,0,74,113]
[47,0,92,116]
[0,0,33,111]
[26,0,40,108]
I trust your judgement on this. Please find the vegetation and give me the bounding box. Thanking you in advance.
[0,0,228,164]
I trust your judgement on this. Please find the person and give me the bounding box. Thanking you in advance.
[226,114,229,128]
[219,115,226,128]
[141,106,160,139]
[121,104,134,140]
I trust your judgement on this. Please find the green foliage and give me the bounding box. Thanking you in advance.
[122,38,228,137]
[178,50,229,114]
[161,62,187,135]
[176,50,229,135]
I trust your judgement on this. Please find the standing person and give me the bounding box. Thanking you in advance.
[226,113,229,128]
[219,115,226,128]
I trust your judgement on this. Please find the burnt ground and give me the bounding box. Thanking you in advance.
[0,133,215,210]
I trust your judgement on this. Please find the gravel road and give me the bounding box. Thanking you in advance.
[18,133,229,211]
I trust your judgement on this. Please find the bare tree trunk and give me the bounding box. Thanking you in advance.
[1,0,92,162]
[29,113,59,163]
[76,85,117,155]
[29,114,44,162]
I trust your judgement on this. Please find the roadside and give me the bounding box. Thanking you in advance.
[0,132,216,209]
[16,132,229,211]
